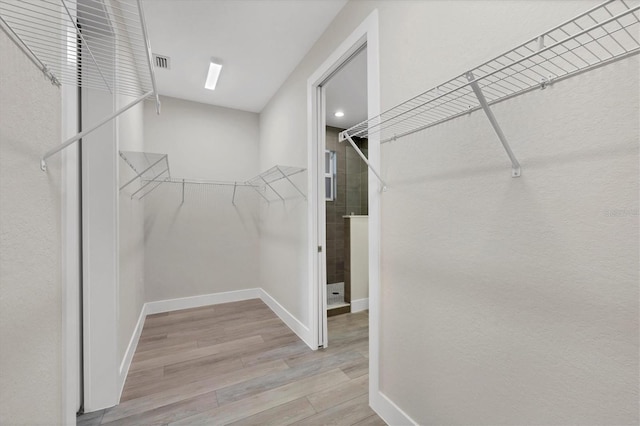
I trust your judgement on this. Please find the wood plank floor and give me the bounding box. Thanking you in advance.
[77,299,385,426]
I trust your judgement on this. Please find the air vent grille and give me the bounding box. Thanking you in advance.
[153,54,170,70]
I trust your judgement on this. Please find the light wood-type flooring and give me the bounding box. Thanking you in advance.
[77,299,385,425]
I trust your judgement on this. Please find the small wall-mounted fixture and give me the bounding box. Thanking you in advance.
[334,111,344,117]
[205,61,222,90]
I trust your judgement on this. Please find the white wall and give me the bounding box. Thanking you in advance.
[143,96,260,302]
[0,31,63,424]
[258,1,639,424]
[348,216,368,302]
[117,94,145,382]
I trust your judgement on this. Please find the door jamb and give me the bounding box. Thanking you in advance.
[306,8,381,402]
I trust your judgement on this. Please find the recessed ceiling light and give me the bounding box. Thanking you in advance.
[334,111,344,117]
[205,61,222,90]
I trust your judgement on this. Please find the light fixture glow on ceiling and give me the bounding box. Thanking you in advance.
[205,61,222,90]
[334,111,344,117]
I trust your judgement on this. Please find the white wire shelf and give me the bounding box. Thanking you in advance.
[340,0,640,178]
[122,154,307,205]
[119,150,170,199]
[247,165,307,202]
[0,0,158,100]
[0,0,160,170]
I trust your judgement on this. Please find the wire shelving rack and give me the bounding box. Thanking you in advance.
[339,0,640,183]
[247,166,307,203]
[119,151,170,200]
[121,152,307,205]
[0,0,159,170]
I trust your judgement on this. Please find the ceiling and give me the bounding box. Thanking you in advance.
[324,48,367,130]
[142,0,347,113]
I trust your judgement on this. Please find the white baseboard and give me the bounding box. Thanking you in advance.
[145,288,261,315]
[117,287,314,403]
[258,288,315,350]
[371,389,418,426]
[118,303,147,399]
[350,297,369,313]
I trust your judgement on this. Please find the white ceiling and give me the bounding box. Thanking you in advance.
[324,48,367,130]
[142,0,347,113]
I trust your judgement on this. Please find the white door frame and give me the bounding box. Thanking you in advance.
[306,8,382,403]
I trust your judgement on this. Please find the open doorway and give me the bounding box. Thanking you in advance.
[323,48,369,324]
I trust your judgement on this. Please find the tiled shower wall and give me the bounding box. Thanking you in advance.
[326,126,367,285]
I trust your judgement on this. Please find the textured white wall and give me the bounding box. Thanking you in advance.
[143,96,260,302]
[0,31,62,424]
[258,0,639,424]
[117,94,145,371]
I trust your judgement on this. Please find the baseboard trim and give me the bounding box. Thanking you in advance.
[350,297,369,313]
[258,288,315,350]
[145,288,261,315]
[371,389,418,426]
[117,287,314,403]
[118,303,147,399]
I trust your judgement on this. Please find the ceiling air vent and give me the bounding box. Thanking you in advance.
[153,54,170,70]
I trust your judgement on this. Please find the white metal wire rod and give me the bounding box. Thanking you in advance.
[7,28,151,64]
[144,178,257,187]
[276,166,306,200]
[136,0,160,112]
[466,71,520,177]
[0,15,60,85]
[120,154,167,191]
[601,2,638,44]
[3,26,145,62]
[232,182,238,205]
[138,176,169,200]
[61,0,112,94]
[2,5,147,45]
[251,186,271,203]
[345,1,639,140]
[343,134,387,189]
[131,168,168,198]
[381,47,639,144]
[260,176,285,201]
[469,0,619,75]
[41,91,152,170]
[29,65,145,95]
[39,0,140,19]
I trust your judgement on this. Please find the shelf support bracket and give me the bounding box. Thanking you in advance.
[276,166,306,200]
[232,181,238,205]
[465,71,521,177]
[119,154,168,191]
[340,133,387,190]
[131,168,168,199]
[260,176,285,201]
[181,179,185,205]
[250,184,271,203]
[41,91,153,171]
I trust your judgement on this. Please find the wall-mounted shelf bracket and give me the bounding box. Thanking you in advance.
[339,132,388,190]
[119,151,171,200]
[247,166,307,202]
[339,0,638,181]
[465,71,521,178]
[276,166,307,200]
[0,0,160,170]
[260,176,285,201]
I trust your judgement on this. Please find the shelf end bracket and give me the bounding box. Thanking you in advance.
[339,132,388,190]
[465,71,521,178]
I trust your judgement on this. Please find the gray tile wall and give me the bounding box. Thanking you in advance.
[326,127,368,285]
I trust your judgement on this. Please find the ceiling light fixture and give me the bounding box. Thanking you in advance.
[205,61,222,90]
[334,111,344,117]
